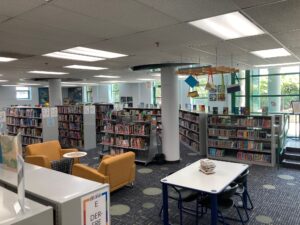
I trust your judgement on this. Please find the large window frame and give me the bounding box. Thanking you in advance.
[16,86,31,100]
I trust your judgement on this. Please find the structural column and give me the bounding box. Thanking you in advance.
[49,79,62,106]
[268,68,281,112]
[161,67,180,161]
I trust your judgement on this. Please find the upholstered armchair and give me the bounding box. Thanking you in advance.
[72,152,136,192]
[25,140,78,168]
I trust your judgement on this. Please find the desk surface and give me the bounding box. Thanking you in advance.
[0,186,52,225]
[0,163,107,204]
[161,160,248,194]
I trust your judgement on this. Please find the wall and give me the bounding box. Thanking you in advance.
[0,86,39,109]
[92,85,110,103]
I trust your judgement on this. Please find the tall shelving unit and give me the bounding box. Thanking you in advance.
[5,106,58,148]
[207,114,276,167]
[94,103,114,144]
[179,109,207,155]
[57,105,96,150]
[99,110,157,165]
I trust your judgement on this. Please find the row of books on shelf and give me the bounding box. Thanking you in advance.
[58,114,83,122]
[6,108,42,118]
[101,136,147,149]
[208,139,269,151]
[57,105,83,114]
[179,120,199,132]
[179,111,199,123]
[7,117,42,127]
[8,127,42,137]
[125,109,161,116]
[22,136,42,145]
[208,128,270,139]
[60,137,83,148]
[208,148,271,163]
[179,127,199,140]
[103,123,150,135]
[208,116,272,128]
[180,135,199,151]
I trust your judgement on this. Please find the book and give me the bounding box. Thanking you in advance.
[213,107,218,115]
[223,107,228,115]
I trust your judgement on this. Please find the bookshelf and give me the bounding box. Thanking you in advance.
[94,103,114,143]
[179,109,207,155]
[5,106,58,148]
[99,110,158,165]
[57,105,96,150]
[207,114,276,167]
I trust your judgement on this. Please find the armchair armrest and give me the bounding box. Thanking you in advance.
[72,164,109,184]
[25,155,51,168]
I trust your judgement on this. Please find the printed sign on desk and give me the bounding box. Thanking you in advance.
[81,190,109,225]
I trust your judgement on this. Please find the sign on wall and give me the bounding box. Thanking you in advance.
[81,190,109,225]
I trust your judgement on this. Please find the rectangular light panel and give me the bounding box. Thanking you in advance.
[64,47,127,59]
[0,56,17,62]
[28,70,69,75]
[94,75,120,78]
[43,52,104,62]
[64,65,108,70]
[251,48,291,58]
[189,11,264,40]
[254,62,300,68]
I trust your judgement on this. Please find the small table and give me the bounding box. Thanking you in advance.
[161,160,249,225]
[63,151,87,162]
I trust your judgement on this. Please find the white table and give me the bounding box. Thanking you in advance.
[0,186,53,225]
[161,160,249,225]
[0,163,110,225]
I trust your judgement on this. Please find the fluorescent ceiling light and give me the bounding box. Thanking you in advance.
[0,80,8,82]
[94,75,121,78]
[62,82,98,86]
[178,75,188,79]
[0,57,18,62]
[100,80,126,83]
[0,74,3,77]
[137,78,155,81]
[251,48,291,58]
[64,47,127,59]
[2,85,18,86]
[43,51,104,62]
[254,62,300,68]
[151,73,161,77]
[28,70,68,75]
[189,11,264,40]
[18,83,41,86]
[64,65,108,70]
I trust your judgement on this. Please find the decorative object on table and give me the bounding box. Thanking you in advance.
[187,91,199,98]
[223,107,229,115]
[213,107,218,115]
[185,75,199,88]
[262,106,268,115]
[199,158,216,174]
[0,134,19,169]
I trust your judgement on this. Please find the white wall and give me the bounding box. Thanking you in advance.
[92,85,110,103]
[0,86,39,110]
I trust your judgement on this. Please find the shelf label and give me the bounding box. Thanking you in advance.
[42,108,50,118]
[50,107,58,117]
[84,106,90,115]
[81,190,109,225]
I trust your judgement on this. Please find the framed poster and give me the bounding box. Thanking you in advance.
[38,88,49,105]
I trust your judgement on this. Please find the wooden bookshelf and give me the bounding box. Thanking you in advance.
[99,110,158,165]
[5,106,58,149]
[94,103,114,144]
[179,109,207,155]
[57,105,96,150]
[207,114,276,167]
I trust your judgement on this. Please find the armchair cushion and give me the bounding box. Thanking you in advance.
[25,155,51,168]
[26,140,61,161]
[51,158,73,174]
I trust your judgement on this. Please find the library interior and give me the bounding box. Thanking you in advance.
[1,1,300,225]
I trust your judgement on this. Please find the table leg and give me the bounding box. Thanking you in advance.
[162,182,169,225]
[210,194,218,225]
[243,178,248,209]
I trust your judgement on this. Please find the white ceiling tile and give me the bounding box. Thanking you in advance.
[0,15,9,23]
[274,30,300,48]
[18,5,137,39]
[135,0,238,22]
[0,0,45,17]
[52,0,178,30]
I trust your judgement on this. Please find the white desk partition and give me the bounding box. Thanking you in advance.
[0,163,110,225]
[0,186,53,225]
[161,160,249,193]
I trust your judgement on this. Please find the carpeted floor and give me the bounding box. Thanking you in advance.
[81,145,300,225]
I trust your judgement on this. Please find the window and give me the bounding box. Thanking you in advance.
[16,87,31,100]
[153,81,161,105]
[111,84,120,103]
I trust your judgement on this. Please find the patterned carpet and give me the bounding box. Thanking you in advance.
[82,145,300,225]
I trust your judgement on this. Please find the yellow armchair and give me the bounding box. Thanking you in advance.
[25,140,78,168]
[72,152,136,192]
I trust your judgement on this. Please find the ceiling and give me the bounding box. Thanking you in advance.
[0,0,299,85]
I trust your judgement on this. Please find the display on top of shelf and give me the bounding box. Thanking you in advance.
[177,66,239,76]
[5,106,58,153]
[57,105,96,150]
[99,109,159,165]
[207,114,276,167]
[120,96,133,107]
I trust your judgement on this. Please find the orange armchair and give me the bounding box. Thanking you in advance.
[72,152,136,192]
[25,140,78,168]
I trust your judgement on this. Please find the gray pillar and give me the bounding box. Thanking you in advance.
[268,68,281,112]
[49,79,62,106]
[161,67,180,161]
